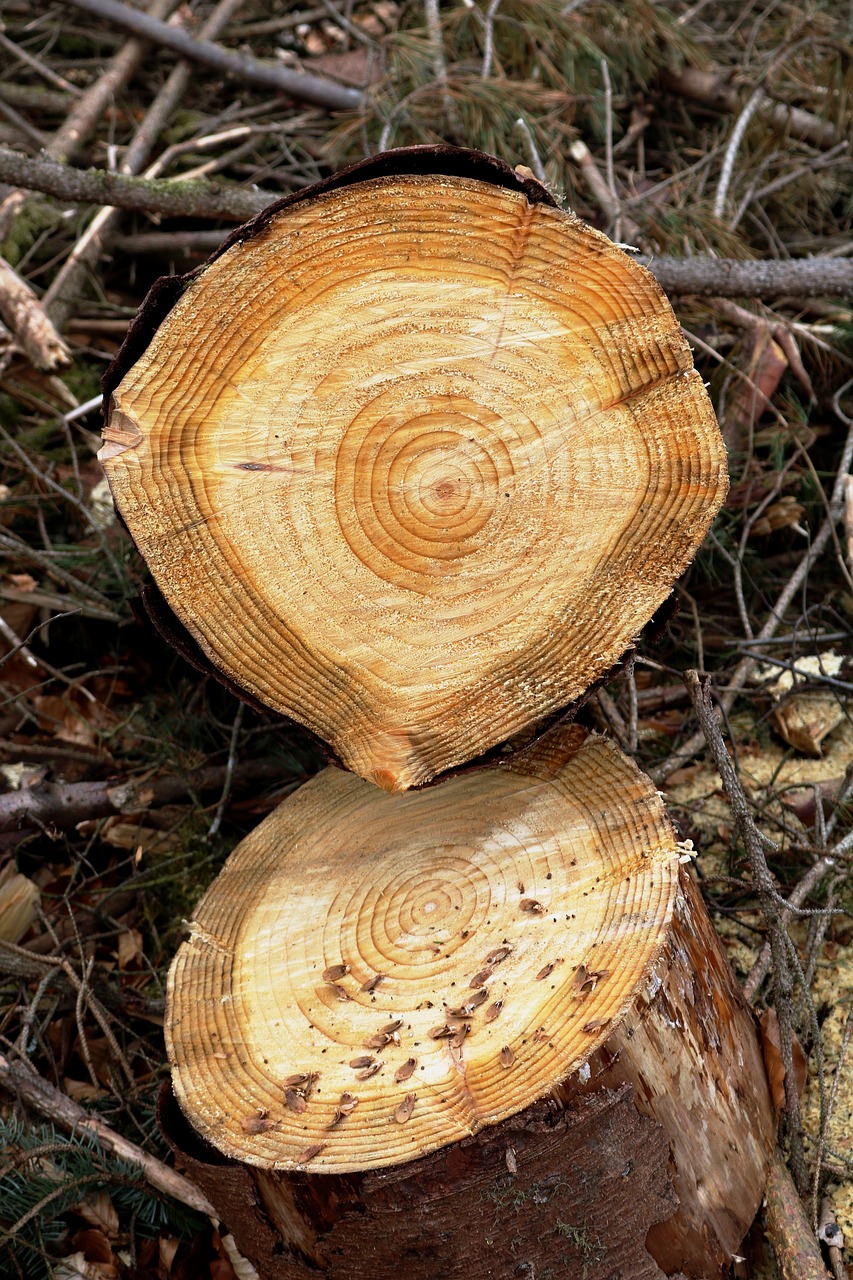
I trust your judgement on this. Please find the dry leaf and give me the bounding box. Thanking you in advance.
[75,1191,119,1239]
[117,927,143,970]
[54,1252,119,1280]
[0,865,39,943]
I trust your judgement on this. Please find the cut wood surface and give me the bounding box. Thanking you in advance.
[102,147,728,792]
[165,727,774,1278]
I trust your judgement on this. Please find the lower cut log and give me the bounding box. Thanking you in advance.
[162,730,774,1278]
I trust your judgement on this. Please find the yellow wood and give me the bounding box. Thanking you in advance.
[103,173,727,790]
[166,729,681,1173]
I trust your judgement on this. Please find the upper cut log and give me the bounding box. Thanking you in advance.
[102,146,727,791]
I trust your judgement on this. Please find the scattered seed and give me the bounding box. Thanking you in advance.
[285,1088,307,1114]
[416,999,434,1010]
[506,1147,518,1175]
[360,973,384,993]
[363,1032,391,1050]
[572,964,589,989]
[582,1018,609,1033]
[469,968,493,988]
[241,1112,272,1134]
[394,1093,416,1123]
[532,1027,549,1044]
[327,1108,344,1129]
[468,988,489,1008]
[380,1019,402,1034]
[349,1055,374,1069]
[428,1024,454,1039]
[486,945,513,965]
[300,1143,326,1163]
[484,999,504,1023]
[323,963,349,983]
[283,1072,310,1088]
[356,1062,382,1080]
[395,1058,417,1083]
[330,984,351,1001]
[582,968,610,992]
[519,898,544,914]
[451,1023,470,1049]
[500,1045,516,1068]
[338,1092,359,1114]
[517,881,525,893]
[536,962,556,981]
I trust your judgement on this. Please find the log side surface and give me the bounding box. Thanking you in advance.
[102,149,727,791]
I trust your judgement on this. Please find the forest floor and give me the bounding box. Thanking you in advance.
[0,0,852,1277]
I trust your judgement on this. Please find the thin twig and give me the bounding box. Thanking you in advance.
[208,702,245,838]
[713,86,766,220]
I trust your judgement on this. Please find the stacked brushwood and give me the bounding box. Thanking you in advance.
[102,146,774,1280]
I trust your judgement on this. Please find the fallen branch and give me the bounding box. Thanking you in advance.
[641,256,853,302]
[0,1051,216,1216]
[0,254,70,370]
[764,1147,831,1280]
[0,146,274,221]
[59,0,363,112]
[0,758,300,833]
[661,66,840,151]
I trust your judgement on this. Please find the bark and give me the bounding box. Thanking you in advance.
[59,0,363,112]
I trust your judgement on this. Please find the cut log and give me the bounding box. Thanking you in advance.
[101,146,727,792]
[164,727,774,1279]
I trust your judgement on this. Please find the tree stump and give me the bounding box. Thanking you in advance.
[163,728,774,1279]
[101,146,727,792]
